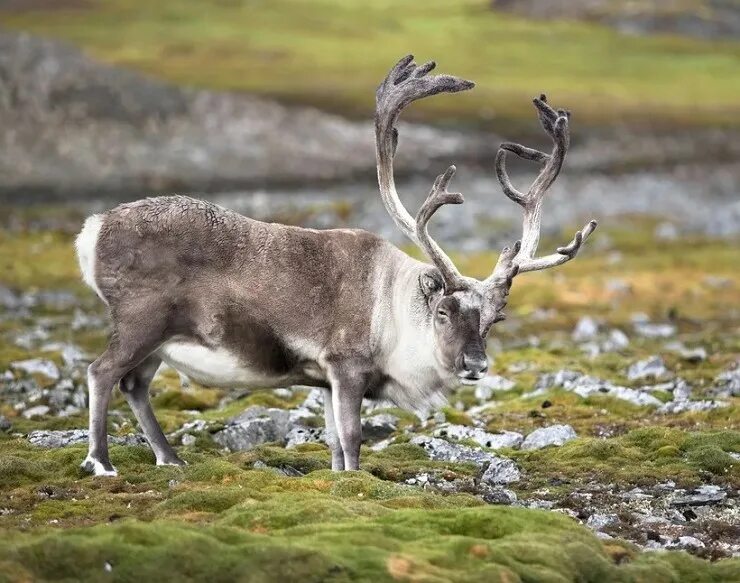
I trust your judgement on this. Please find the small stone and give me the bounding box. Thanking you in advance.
[714,363,740,397]
[604,329,630,351]
[28,429,145,448]
[10,358,60,382]
[285,426,324,448]
[434,424,524,450]
[181,433,197,447]
[572,316,599,342]
[521,425,577,450]
[22,405,50,419]
[213,409,288,452]
[633,321,676,339]
[410,435,512,469]
[627,356,668,381]
[0,415,11,432]
[473,375,516,401]
[586,513,619,531]
[272,388,293,399]
[104,562,113,573]
[670,485,726,507]
[658,400,727,414]
[481,487,517,505]
[362,413,399,441]
[541,400,552,409]
[670,536,705,550]
[480,457,521,485]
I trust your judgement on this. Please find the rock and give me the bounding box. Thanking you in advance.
[671,378,692,402]
[272,388,293,399]
[28,429,146,448]
[300,388,324,412]
[411,435,509,469]
[180,434,197,447]
[627,356,668,381]
[41,342,89,368]
[667,536,705,550]
[714,363,740,397]
[285,426,324,448]
[22,405,50,419]
[480,486,517,505]
[658,400,728,414]
[434,424,523,450]
[0,285,22,310]
[572,316,599,342]
[586,513,619,531]
[670,485,727,507]
[473,375,516,401]
[534,370,582,391]
[521,425,577,450]
[361,413,399,441]
[0,415,11,432]
[71,309,105,331]
[536,370,662,407]
[214,406,291,452]
[633,321,676,339]
[480,457,521,485]
[10,358,60,382]
[604,329,630,351]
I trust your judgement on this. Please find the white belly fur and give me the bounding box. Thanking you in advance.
[157,341,292,389]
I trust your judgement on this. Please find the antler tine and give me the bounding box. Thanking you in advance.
[375,55,474,245]
[415,166,466,291]
[489,95,597,286]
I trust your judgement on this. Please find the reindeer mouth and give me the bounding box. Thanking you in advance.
[458,375,484,385]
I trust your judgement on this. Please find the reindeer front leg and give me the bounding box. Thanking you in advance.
[327,364,369,471]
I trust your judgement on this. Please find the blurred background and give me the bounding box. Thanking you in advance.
[1,1,740,570]
[0,0,738,246]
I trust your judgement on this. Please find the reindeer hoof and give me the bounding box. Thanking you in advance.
[156,456,187,467]
[81,455,118,477]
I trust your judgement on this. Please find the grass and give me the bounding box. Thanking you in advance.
[1,0,739,129]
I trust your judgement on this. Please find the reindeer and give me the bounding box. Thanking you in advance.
[75,55,596,476]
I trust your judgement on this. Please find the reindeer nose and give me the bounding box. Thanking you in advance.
[462,355,488,378]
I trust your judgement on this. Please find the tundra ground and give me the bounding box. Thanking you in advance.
[0,205,738,581]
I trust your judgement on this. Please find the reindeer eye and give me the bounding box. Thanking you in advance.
[437,309,449,319]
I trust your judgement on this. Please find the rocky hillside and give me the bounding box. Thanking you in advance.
[491,0,740,40]
[0,30,491,200]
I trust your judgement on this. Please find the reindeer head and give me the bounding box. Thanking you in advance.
[375,55,597,383]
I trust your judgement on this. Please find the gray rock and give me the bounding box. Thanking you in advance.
[658,400,728,414]
[670,485,727,507]
[586,513,619,531]
[521,425,577,450]
[633,321,676,339]
[180,433,197,447]
[534,369,582,391]
[214,406,292,451]
[22,405,50,419]
[604,329,630,351]
[285,426,325,448]
[434,424,523,450]
[0,415,11,432]
[667,536,705,550]
[536,369,662,407]
[41,342,89,368]
[572,316,599,342]
[300,388,325,412]
[627,356,668,381]
[10,358,60,382]
[654,221,679,241]
[480,457,521,485]
[481,486,517,505]
[473,375,516,401]
[0,285,22,310]
[411,435,506,468]
[28,429,146,448]
[714,364,740,397]
[361,413,399,441]
[213,417,283,452]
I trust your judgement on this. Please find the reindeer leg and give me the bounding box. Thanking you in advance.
[328,365,368,471]
[83,308,168,477]
[120,355,185,467]
[321,387,344,471]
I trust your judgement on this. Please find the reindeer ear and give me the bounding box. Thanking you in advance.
[419,270,444,298]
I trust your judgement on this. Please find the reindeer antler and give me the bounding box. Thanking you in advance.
[375,55,474,291]
[489,95,597,282]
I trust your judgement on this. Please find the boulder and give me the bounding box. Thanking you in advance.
[521,425,577,450]
[434,424,523,450]
[627,356,668,381]
[10,358,60,382]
